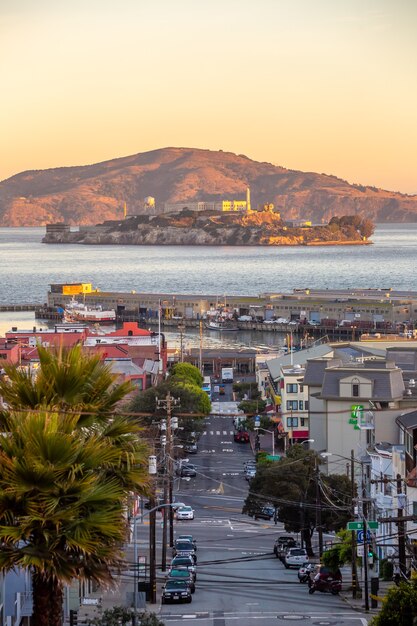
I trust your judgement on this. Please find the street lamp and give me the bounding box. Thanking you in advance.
[132,501,178,620]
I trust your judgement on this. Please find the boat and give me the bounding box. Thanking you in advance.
[205,317,239,331]
[63,298,116,324]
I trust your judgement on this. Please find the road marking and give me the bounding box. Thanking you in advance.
[230,430,234,435]
[223,430,227,435]
[220,441,232,444]
[210,431,214,435]
[221,449,234,453]
[216,430,220,435]
[203,431,207,435]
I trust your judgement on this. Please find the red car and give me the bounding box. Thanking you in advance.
[234,430,250,443]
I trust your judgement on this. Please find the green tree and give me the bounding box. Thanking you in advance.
[170,362,203,387]
[0,410,148,626]
[369,578,417,626]
[0,344,134,424]
[242,446,351,556]
[0,347,151,626]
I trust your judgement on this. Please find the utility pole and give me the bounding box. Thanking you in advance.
[315,460,323,558]
[156,393,180,571]
[351,449,359,599]
[361,462,370,612]
[149,490,156,603]
[397,473,407,576]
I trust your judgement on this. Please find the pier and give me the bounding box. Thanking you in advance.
[0,304,40,312]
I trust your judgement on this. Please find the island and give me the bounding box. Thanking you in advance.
[42,211,374,246]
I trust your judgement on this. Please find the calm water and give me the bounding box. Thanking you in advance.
[0,223,415,346]
[0,224,416,305]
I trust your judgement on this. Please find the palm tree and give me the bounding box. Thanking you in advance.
[0,346,151,626]
[0,344,133,422]
[0,410,133,626]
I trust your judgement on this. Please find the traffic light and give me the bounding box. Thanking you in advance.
[368,547,375,567]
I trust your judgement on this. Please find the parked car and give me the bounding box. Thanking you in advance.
[161,580,192,604]
[167,567,195,593]
[254,505,275,520]
[276,318,289,324]
[184,443,198,454]
[274,536,297,558]
[308,320,320,326]
[173,540,197,562]
[284,547,309,569]
[171,501,186,511]
[176,506,195,520]
[177,534,197,550]
[245,467,256,481]
[170,555,196,579]
[177,464,197,477]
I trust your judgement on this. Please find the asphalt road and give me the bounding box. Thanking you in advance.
[152,410,370,625]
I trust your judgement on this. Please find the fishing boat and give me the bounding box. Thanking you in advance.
[205,317,239,331]
[64,298,116,324]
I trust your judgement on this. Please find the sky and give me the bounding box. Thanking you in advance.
[1,0,416,193]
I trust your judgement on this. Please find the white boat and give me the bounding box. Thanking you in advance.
[64,298,116,324]
[205,317,239,331]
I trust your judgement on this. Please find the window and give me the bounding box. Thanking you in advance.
[286,400,298,411]
[405,431,414,457]
[299,384,304,393]
[286,383,298,393]
[299,401,304,411]
[413,502,417,519]
[300,418,308,427]
[287,417,298,428]
[352,378,360,397]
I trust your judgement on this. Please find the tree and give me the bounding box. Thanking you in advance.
[0,346,151,626]
[369,578,417,625]
[242,447,352,556]
[0,344,134,424]
[0,410,147,626]
[170,362,203,387]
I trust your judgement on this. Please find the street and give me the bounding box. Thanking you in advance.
[133,403,370,626]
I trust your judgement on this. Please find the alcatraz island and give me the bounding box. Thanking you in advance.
[43,192,374,246]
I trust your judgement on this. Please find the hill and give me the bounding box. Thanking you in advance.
[1,147,416,226]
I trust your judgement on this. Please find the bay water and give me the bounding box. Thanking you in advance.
[0,223,416,348]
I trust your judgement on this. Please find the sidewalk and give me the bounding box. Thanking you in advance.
[339,570,392,616]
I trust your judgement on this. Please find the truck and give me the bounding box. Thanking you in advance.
[221,367,234,383]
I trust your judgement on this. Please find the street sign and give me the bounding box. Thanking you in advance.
[357,529,371,543]
[368,521,379,530]
[347,521,363,530]
[254,415,261,428]
[357,545,364,557]
[266,455,281,461]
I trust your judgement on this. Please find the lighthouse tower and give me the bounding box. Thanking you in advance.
[246,187,251,212]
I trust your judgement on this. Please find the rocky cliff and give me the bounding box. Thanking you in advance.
[2,147,417,226]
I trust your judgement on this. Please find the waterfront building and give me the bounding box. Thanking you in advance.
[46,284,417,330]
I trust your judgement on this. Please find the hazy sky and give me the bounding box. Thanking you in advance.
[1,0,416,193]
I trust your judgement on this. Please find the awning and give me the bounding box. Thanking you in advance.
[292,430,310,439]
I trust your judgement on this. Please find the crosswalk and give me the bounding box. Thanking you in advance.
[202,430,235,436]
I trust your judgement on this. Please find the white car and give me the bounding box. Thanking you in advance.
[284,548,308,569]
[176,506,195,520]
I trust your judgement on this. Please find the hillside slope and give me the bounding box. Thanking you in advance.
[1,147,416,226]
